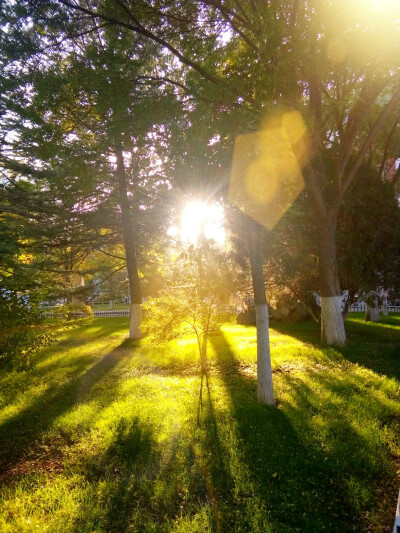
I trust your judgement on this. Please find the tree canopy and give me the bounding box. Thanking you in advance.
[1,0,399,395]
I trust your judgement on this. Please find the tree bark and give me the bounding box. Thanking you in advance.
[342,289,356,319]
[248,221,275,405]
[319,219,346,346]
[365,291,380,322]
[382,291,389,316]
[114,141,143,339]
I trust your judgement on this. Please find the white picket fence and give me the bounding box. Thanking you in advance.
[40,309,130,318]
[40,305,400,319]
[92,310,129,317]
[348,305,400,313]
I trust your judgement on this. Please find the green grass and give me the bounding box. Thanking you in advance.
[93,302,130,310]
[0,315,399,532]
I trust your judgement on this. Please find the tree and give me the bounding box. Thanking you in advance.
[0,152,123,302]
[262,196,321,323]
[337,165,400,320]
[60,0,400,347]
[247,220,275,404]
[143,240,235,409]
[259,162,400,325]
[1,2,178,338]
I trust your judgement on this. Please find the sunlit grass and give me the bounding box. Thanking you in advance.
[92,302,130,310]
[0,316,399,532]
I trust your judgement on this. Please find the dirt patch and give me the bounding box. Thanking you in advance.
[0,451,64,485]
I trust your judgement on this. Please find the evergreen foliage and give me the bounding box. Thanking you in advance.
[0,290,50,370]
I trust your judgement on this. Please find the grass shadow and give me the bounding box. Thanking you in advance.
[71,391,217,531]
[209,330,395,532]
[0,339,134,480]
[269,319,321,345]
[196,367,235,533]
[270,315,400,381]
[82,417,160,533]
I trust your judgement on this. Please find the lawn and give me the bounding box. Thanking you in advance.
[0,315,399,532]
[93,303,130,310]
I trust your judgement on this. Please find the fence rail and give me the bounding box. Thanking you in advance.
[348,305,400,313]
[93,310,129,317]
[40,309,130,318]
[40,306,400,319]
[348,305,367,312]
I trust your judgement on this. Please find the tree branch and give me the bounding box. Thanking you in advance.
[337,78,389,180]
[379,114,400,177]
[0,155,57,179]
[58,0,235,93]
[342,83,400,196]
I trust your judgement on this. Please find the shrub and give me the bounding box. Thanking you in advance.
[0,290,53,370]
[54,302,93,319]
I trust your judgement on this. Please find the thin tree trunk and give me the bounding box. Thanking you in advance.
[197,333,209,426]
[114,140,142,339]
[248,221,275,405]
[319,219,346,346]
[342,289,356,319]
[202,334,208,372]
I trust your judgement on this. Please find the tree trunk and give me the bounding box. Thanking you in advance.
[342,289,356,319]
[249,221,275,405]
[129,303,142,338]
[382,291,389,316]
[201,333,208,374]
[319,220,346,346]
[365,291,380,322]
[114,141,142,340]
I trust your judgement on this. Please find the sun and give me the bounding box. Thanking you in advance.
[368,0,398,10]
[179,201,225,245]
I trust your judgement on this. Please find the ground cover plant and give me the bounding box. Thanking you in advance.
[0,316,399,532]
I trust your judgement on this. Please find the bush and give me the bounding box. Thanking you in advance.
[0,290,53,370]
[54,302,93,319]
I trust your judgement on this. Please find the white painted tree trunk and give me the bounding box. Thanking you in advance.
[109,300,113,310]
[129,303,142,339]
[382,291,389,316]
[255,303,275,405]
[321,296,346,347]
[366,305,380,321]
[365,293,380,322]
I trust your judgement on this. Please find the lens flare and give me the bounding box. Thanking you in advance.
[229,111,308,230]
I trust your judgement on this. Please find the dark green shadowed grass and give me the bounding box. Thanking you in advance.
[0,316,399,532]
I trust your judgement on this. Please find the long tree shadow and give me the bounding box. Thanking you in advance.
[341,317,400,380]
[196,367,236,532]
[270,316,400,381]
[70,380,225,532]
[209,330,394,532]
[278,365,400,532]
[78,416,160,533]
[0,339,134,480]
